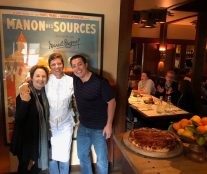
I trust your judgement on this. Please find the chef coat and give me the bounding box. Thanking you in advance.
[46,74,74,162]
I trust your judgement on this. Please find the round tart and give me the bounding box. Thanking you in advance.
[123,127,183,158]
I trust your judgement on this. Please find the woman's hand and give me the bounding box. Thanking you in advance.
[166,87,173,94]
[157,85,164,93]
[19,83,31,102]
[20,92,31,102]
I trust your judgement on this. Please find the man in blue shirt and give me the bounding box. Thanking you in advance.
[70,55,116,174]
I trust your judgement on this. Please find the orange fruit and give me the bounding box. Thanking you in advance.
[196,121,203,126]
[177,128,185,135]
[191,115,201,122]
[196,126,207,134]
[182,129,193,138]
[201,117,207,125]
[191,115,203,126]
[180,119,191,128]
[172,122,181,131]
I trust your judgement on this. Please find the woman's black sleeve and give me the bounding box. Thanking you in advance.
[15,95,30,121]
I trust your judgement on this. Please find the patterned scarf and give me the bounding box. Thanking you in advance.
[29,82,49,171]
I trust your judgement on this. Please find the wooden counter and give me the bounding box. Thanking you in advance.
[114,134,207,174]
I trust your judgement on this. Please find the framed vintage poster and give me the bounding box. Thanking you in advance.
[0,6,104,144]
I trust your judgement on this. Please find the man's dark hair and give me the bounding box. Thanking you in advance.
[70,54,87,65]
[30,65,49,81]
[48,53,64,67]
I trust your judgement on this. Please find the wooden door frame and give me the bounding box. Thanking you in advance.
[112,0,134,169]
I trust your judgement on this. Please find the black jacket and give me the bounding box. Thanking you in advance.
[155,79,180,105]
[10,94,40,162]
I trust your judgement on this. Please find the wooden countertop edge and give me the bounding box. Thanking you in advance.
[113,134,139,174]
[113,133,207,174]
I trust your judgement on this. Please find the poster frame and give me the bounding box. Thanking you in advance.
[0,6,104,144]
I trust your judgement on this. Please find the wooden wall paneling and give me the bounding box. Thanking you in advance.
[164,44,176,72]
[167,39,195,45]
[203,50,207,76]
[131,37,159,44]
[180,44,187,69]
[143,43,160,78]
[192,12,207,114]
[112,0,134,169]
[136,43,143,66]
[132,37,195,45]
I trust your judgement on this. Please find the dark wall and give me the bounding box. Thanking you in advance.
[131,37,207,83]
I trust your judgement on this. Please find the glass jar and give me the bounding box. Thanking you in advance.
[156,96,164,113]
[186,144,206,162]
[165,96,172,113]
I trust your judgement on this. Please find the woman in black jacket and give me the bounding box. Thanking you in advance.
[155,70,180,105]
[10,65,50,174]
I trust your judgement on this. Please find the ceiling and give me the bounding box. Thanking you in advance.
[134,0,198,25]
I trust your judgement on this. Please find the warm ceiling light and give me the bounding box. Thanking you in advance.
[133,8,167,27]
[158,60,165,71]
[142,20,155,28]
[157,9,167,23]
[133,19,140,24]
[140,11,148,22]
[133,12,140,24]
[144,24,155,28]
[159,46,166,52]
[159,44,166,59]
[159,21,166,24]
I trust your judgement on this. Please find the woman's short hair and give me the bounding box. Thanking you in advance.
[70,54,87,65]
[48,53,64,67]
[30,65,49,81]
[142,71,151,78]
[167,70,175,76]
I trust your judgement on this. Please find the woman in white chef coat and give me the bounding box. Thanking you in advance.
[46,53,74,174]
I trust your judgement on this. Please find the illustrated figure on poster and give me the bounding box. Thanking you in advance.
[5,31,29,94]
[3,31,30,143]
[7,96,16,117]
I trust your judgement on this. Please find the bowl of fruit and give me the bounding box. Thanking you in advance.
[169,115,207,146]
